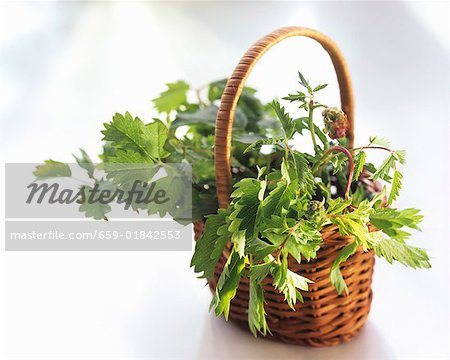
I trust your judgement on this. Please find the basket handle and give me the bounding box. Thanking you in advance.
[214,26,354,208]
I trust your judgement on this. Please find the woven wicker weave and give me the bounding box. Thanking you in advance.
[194,26,377,346]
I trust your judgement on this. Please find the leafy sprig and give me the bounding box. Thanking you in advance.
[191,71,430,336]
[36,78,284,221]
[33,69,430,338]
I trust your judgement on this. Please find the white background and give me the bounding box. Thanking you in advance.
[0,1,449,359]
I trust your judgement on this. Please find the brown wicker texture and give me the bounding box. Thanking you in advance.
[195,26,377,347]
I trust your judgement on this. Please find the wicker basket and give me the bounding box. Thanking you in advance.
[194,26,377,347]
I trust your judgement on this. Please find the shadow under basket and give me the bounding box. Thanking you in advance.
[194,26,380,347]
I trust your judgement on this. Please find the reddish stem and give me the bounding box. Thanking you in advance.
[358,146,393,153]
[323,146,354,200]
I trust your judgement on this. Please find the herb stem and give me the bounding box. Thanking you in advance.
[352,145,393,153]
[322,146,354,200]
[275,221,303,262]
[284,139,290,160]
[308,100,318,153]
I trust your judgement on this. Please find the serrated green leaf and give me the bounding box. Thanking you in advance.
[261,181,296,217]
[141,120,169,159]
[370,208,423,241]
[144,169,191,219]
[330,241,358,295]
[78,185,111,220]
[313,83,328,92]
[373,153,395,181]
[293,117,309,134]
[330,214,372,250]
[210,250,245,319]
[272,254,287,287]
[313,124,328,146]
[191,209,229,279]
[327,197,351,215]
[289,222,322,261]
[284,238,302,263]
[330,152,347,175]
[99,142,116,162]
[229,179,262,255]
[297,71,312,93]
[291,151,315,196]
[152,80,190,113]
[101,152,156,189]
[282,91,306,103]
[230,230,246,258]
[248,276,270,336]
[73,149,95,179]
[353,151,366,181]
[246,238,278,261]
[371,232,431,269]
[369,136,391,148]
[270,100,294,138]
[102,113,167,161]
[101,112,143,151]
[272,255,312,309]
[388,170,403,205]
[249,261,274,283]
[394,150,407,165]
[33,160,72,179]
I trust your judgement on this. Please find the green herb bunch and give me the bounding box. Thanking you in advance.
[191,72,430,337]
[36,71,430,338]
[36,79,283,220]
